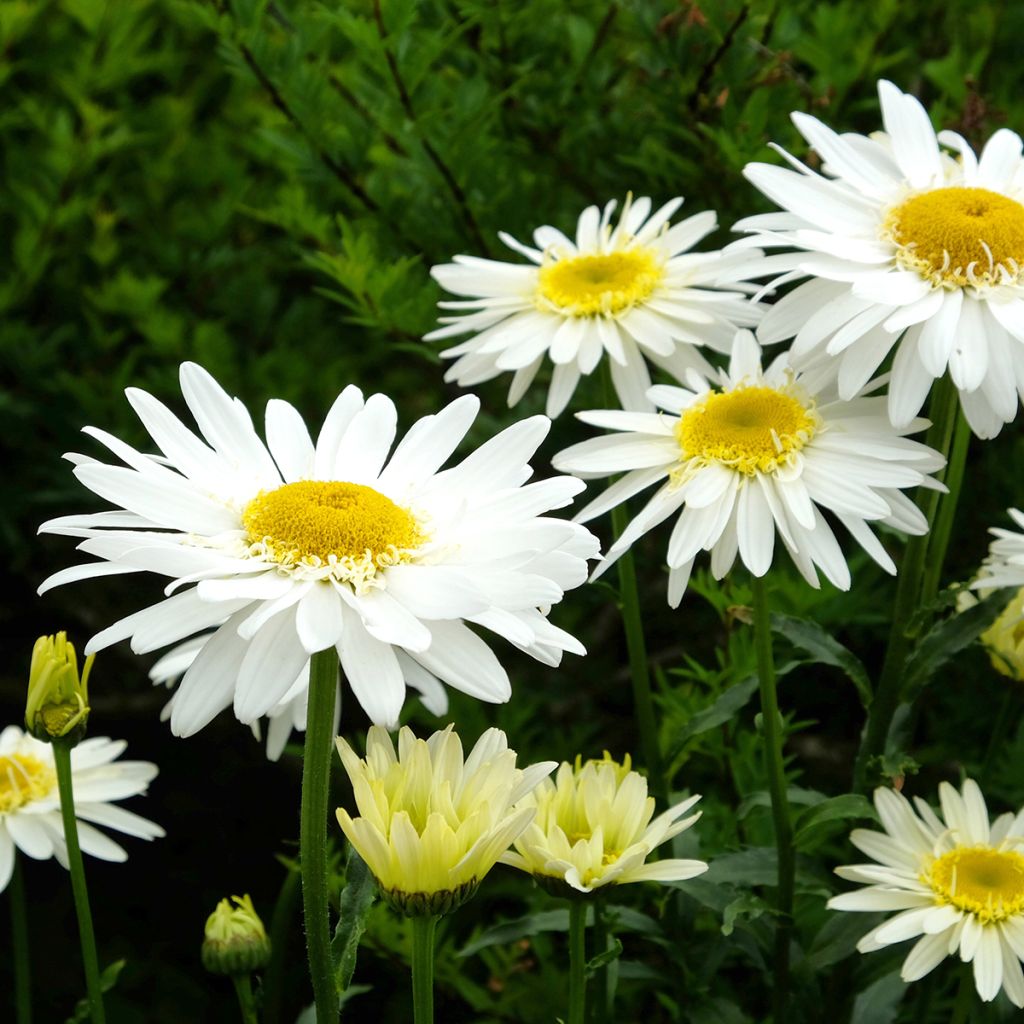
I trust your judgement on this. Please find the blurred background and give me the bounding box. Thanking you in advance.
[4,0,1024,1020]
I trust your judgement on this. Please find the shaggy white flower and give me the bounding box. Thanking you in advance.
[554,331,944,605]
[428,194,763,417]
[737,79,1024,438]
[39,364,598,736]
[829,780,1024,1006]
[0,725,163,891]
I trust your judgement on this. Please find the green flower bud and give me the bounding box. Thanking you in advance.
[202,895,271,976]
[25,632,93,744]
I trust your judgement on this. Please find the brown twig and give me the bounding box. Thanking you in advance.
[687,3,750,114]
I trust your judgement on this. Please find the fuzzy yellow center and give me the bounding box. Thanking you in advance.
[927,847,1024,923]
[242,481,424,581]
[886,187,1024,287]
[675,386,818,476]
[0,753,55,813]
[537,250,662,316]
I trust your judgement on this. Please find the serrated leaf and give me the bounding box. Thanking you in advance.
[585,937,623,975]
[666,676,758,762]
[770,612,872,708]
[65,960,126,1024]
[793,794,876,849]
[721,893,770,936]
[331,848,377,994]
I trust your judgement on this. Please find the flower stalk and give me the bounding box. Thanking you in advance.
[231,975,259,1024]
[11,855,31,1024]
[567,900,587,1024]
[410,914,438,1024]
[750,575,793,1022]
[53,737,105,1024]
[300,648,340,1024]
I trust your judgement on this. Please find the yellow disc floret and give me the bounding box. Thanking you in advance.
[242,481,425,590]
[885,187,1024,288]
[0,753,56,813]
[926,846,1024,923]
[675,385,819,477]
[538,250,663,317]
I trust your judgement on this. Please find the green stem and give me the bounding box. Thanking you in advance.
[950,966,974,1024]
[11,855,31,1024]
[263,866,300,1024]
[52,738,105,1024]
[232,974,260,1024]
[750,576,793,1023]
[980,687,1016,786]
[301,648,340,1024]
[567,900,587,1024]
[410,914,437,1024]
[589,899,613,1024]
[854,376,960,790]
[920,411,970,602]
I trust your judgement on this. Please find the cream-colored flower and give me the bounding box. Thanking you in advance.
[202,893,271,975]
[501,754,708,894]
[335,725,554,915]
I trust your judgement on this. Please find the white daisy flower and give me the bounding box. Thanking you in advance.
[972,508,1024,591]
[0,725,163,891]
[38,364,598,736]
[829,779,1024,1007]
[427,194,764,417]
[737,79,1024,438]
[553,331,944,606]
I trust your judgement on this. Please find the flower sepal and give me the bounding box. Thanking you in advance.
[381,879,480,918]
[202,894,271,976]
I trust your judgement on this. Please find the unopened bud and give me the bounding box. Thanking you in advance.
[25,632,92,744]
[201,894,270,976]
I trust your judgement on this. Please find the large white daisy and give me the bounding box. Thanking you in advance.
[0,725,163,891]
[553,331,944,605]
[736,79,1024,438]
[427,194,764,417]
[39,364,598,736]
[829,779,1024,1006]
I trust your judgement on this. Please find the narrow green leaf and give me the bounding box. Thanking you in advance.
[456,909,575,958]
[66,960,126,1024]
[331,848,377,994]
[721,893,770,936]
[793,794,876,849]
[851,971,906,1024]
[585,937,623,975]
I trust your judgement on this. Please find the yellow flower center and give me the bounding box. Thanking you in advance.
[242,481,425,589]
[885,187,1024,287]
[926,847,1024,923]
[675,385,819,477]
[537,250,663,316]
[0,753,55,813]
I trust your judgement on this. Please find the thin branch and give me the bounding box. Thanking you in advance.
[687,4,751,114]
[372,0,492,256]
[327,72,409,157]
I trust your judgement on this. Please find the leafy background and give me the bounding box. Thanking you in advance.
[3,0,1024,1020]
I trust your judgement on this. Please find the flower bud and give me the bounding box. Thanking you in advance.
[201,894,271,976]
[25,632,93,744]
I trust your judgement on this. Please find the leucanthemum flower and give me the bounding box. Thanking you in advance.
[335,725,555,915]
[553,331,944,605]
[737,79,1024,438]
[829,780,1024,1006]
[972,508,1024,591]
[0,725,163,891]
[39,364,598,737]
[500,753,707,894]
[428,194,764,417]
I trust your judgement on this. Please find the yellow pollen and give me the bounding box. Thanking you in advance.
[675,385,818,477]
[537,250,663,317]
[242,481,425,579]
[885,187,1024,287]
[0,753,55,813]
[926,847,1024,923]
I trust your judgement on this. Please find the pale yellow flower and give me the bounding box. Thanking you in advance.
[501,753,708,894]
[335,725,555,915]
[25,632,93,742]
[202,894,271,976]
[979,587,1024,680]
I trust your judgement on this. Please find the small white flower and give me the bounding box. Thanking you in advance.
[39,364,598,736]
[554,331,944,605]
[737,79,1024,438]
[0,725,163,890]
[972,508,1024,591]
[829,779,1024,1007]
[428,194,763,417]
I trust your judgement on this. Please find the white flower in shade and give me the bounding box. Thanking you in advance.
[829,780,1024,1006]
[0,725,164,891]
[972,508,1024,591]
[38,364,598,736]
[427,194,764,417]
[554,331,944,605]
[500,753,707,894]
[736,79,1024,438]
[335,725,555,915]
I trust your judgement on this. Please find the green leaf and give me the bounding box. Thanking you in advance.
[65,960,126,1024]
[666,675,758,761]
[721,893,771,936]
[770,612,873,708]
[850,970,906,1024]
[585,938,623,975]
[804,912,884,972]
[331,848,377,994]
[456,909,576,958]
[793,794,876,849]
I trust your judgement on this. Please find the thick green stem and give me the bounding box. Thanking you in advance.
[590,899,612,1024]
[921,411,970,602]
[263,866,300,1024]
[11,855,31,1024]
[750,576,793,1023]
[950,966,975,1024]
[301,648,340,1024]
[410,914,437,1024]
[232,974,260,1024]
[854,377,960,790]
[52,738,105,1024]
[567,900,587,1024]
